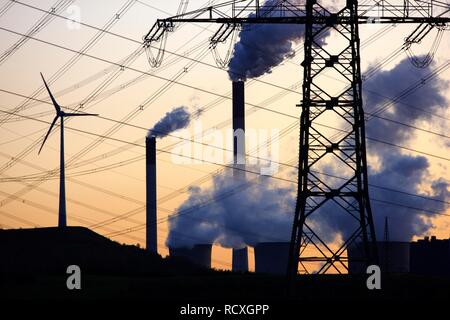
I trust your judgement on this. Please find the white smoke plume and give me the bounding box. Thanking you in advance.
[166,167,295,248]
[148,106,191,138]
[228,0,330,81]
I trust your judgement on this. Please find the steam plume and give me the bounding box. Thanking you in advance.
[148,106,191,138]
[166,167,294,248]
[228,0,329,81]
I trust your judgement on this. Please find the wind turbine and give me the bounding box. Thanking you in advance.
[38,73,98,228]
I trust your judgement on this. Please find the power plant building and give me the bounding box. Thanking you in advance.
[254,242,290,275]
[232,247,248,272]
[169,244,212,269]
[347,241,410,274]
[410,236,450,276]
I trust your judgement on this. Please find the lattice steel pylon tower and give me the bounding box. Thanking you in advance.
[143,0,450,277]
[287,0,379,276]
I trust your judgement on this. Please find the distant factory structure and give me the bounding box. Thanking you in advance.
[139,65,449,278]
[410,236,450,276]
[232,247,249,272]
[169,244,212,269]
[254,242,290,275]
[348,241,411,274]
[348,237,450,276]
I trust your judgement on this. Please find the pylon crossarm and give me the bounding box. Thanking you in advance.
[143,0,449,50]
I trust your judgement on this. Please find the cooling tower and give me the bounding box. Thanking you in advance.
[146,136,157,253]
[254,242,290,275]
[169,244,212,268]
[347,241,410,274]
[232,247,248,272]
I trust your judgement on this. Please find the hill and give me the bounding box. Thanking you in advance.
[1,227,450,303]
[0,226,210,276]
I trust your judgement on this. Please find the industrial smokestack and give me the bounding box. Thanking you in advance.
[169,244,212,268]
[232,80,245,171]
[146,136,157,253]
[254,242,290,275]
[148,106,194,252]
[231,80,248,272]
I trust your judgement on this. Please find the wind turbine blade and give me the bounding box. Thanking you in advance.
[63,113,99,117]
[38,115,59,155]
[40,72,61,114]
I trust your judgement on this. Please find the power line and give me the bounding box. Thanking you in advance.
[1,4,448,238]
[0,1,15,18]
[0,0,223,120]
[19,0,431,111]
[16,3,447,125]
[4,4,447,159]
[0,0,75,66]
[0,105,450,208]
[1,92,449,201]
[0,5,238,218]
[370,198,450,216]
[1,85,448,162]
[8,0,300,95]
[0,26,212,191]
[1,119,449,209]
[0,24,218,180]
[5,1,448,129]
[368,113,450,139]
[0,4,402,124]
[0,48,298,222]
[1,48,448,230]
[2,85,448,142]
[0,0,138,126]
[0,210,40,227]
[1,125,447,246]
[1,106,448,209]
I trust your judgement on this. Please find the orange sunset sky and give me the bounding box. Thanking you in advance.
[0,0,449,271]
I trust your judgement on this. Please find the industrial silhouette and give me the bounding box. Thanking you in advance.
[1,0,450,304]
[231,80,248,272]
[146,135,157,253]
[142,0,450,279]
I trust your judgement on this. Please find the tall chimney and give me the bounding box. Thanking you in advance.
[146,136,157,253]
[231,80,248,272]
[232,80,245,174]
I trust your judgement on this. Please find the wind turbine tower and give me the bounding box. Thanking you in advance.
[38,73,98,228]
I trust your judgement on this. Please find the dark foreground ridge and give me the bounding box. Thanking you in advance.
[0,226,209,277]
[1,227,450,303]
